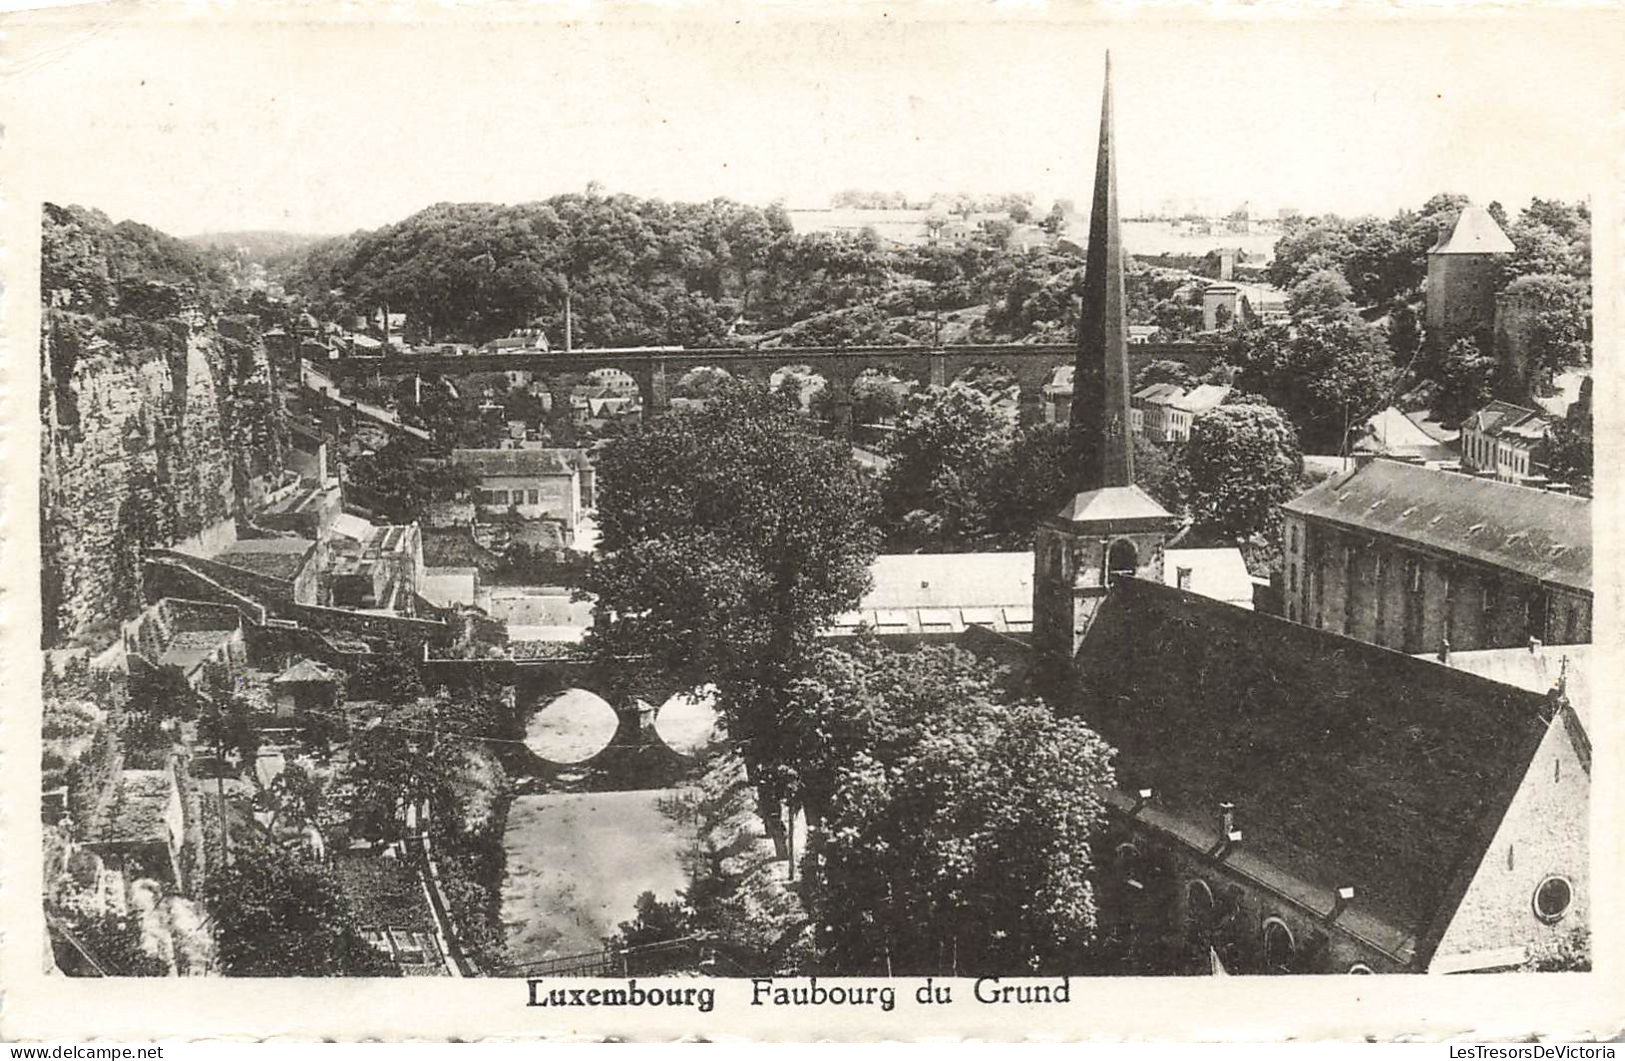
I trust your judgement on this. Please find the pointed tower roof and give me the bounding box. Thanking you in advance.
[1430,204,1515,255]
[1068,51,1136,493]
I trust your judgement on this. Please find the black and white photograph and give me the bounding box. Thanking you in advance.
[2,1,1618,1043]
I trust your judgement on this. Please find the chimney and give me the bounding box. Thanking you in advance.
[1133,788,1154,813]
[1220,802,1240,844]
[1332,885,1355,918]
[1176,566,1193,592]
[1436,637,1451,663]
[1529,637,1543,653]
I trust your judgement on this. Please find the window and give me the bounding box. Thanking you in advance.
[1526,592,1547,640]
[1107,539,1139,587]
[1289,565,1297,593]
[1289,525,1299,553]
[1262,918,1296,974]
[528,489,540,505]
[1348,963,1374,975]
[1116,842,1146,890]
[1185,880,1216,945]
[1533,876,1573,924]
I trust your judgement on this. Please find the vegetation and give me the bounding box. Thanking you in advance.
[791,642,1116,974]
[583,380,879,811]
[203,841,393,977]
[1184,403,1304,542]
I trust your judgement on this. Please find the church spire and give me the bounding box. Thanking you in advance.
[1068,51,1134,491]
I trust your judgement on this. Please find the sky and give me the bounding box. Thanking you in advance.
[4,4,1621,237]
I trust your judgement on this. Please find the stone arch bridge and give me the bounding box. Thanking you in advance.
[326,342,1222,428]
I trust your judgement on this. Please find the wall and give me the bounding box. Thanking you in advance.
[1428,253,1499,348]
[1429,713,1588,969]
[1033,521,1171,666]
[1290,518,1589,652]
[1104,820,1407,974]
[41,318,246,647]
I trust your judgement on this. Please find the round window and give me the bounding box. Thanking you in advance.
[1533,876,1573,924]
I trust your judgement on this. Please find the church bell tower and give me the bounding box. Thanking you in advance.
[1033,53,1180,676]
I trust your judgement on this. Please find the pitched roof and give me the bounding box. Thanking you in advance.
[1052,484,1177,528]
[1466,399,1543,437]
[864,552,1033,610]
[1169,383,1231,413]
[1133,382,1184,404]
[1430,204,1515,255]
[273,658,343,685]
[1281,459,1590,593]
[215,538,316,582]
[450,447,584,478]
[1075,578,1554,965]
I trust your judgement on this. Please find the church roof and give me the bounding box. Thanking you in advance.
[1051,484,1177,528]
[1282,459,1590,594]
[1075,578,1555,966]
[1429,204,1515,255]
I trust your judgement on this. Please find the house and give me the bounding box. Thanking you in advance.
[269,658,346,722]
[449,448,592,538]
[1280,458,1591,651]
[1460,400,1556,484]
[211,537,323,603]
[320,522,424,614]
[1131,382,1185,441]
[1163,384,1231,442]
[1075,577,1587,974]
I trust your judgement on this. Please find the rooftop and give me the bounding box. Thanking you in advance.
[1163,547,1254,608]
[828,552,1034,636]
[1430,204,1516,256]
[1052,484,1178,528]
[1282,459,1590,593]
[450,448,588,478]
[1420,643,1590,732]
[1075,578,1554,965]
[273,658,344,685]
[215,537,317,582]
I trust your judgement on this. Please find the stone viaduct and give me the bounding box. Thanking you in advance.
[324,342,1223,428]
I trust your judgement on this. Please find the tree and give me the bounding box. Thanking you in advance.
[1430,337,1499,423]
[1286,268,1355,319]
[1546,411,1593,496]
[1133,359,1194,391]
[345,445,478,523]
[976,423,1077,549]
[1498,273,1591,399]
[583,380,879,807]
[791,642,1116,974]
[204,842,392,976]
[197,689,262,769]
[1184,403,1303,541]
[1232,318,1400,452]
[878,383,1016,547]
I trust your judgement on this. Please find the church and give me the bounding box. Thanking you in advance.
[1015,57,1589,974]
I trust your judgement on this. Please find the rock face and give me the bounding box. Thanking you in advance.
[40,315,249,647]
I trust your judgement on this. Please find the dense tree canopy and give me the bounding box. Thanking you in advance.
[583,381,880,803]
[1184,403,1304,541]
[791,642,1116,974]
[878,383,1017,545]
[203,843,392,977]
[1229,317,1400,453]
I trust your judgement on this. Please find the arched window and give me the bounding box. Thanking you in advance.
[1185,880,1215,943]
[1262,917,1296,974]
[1533,876,1574,924]
[1107,539,1139,586]
[1348,963,1374,975]
[1115,842,1146,891]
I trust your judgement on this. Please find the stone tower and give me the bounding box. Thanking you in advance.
[1425,203,1514,350]
[1033,53,1180,676]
